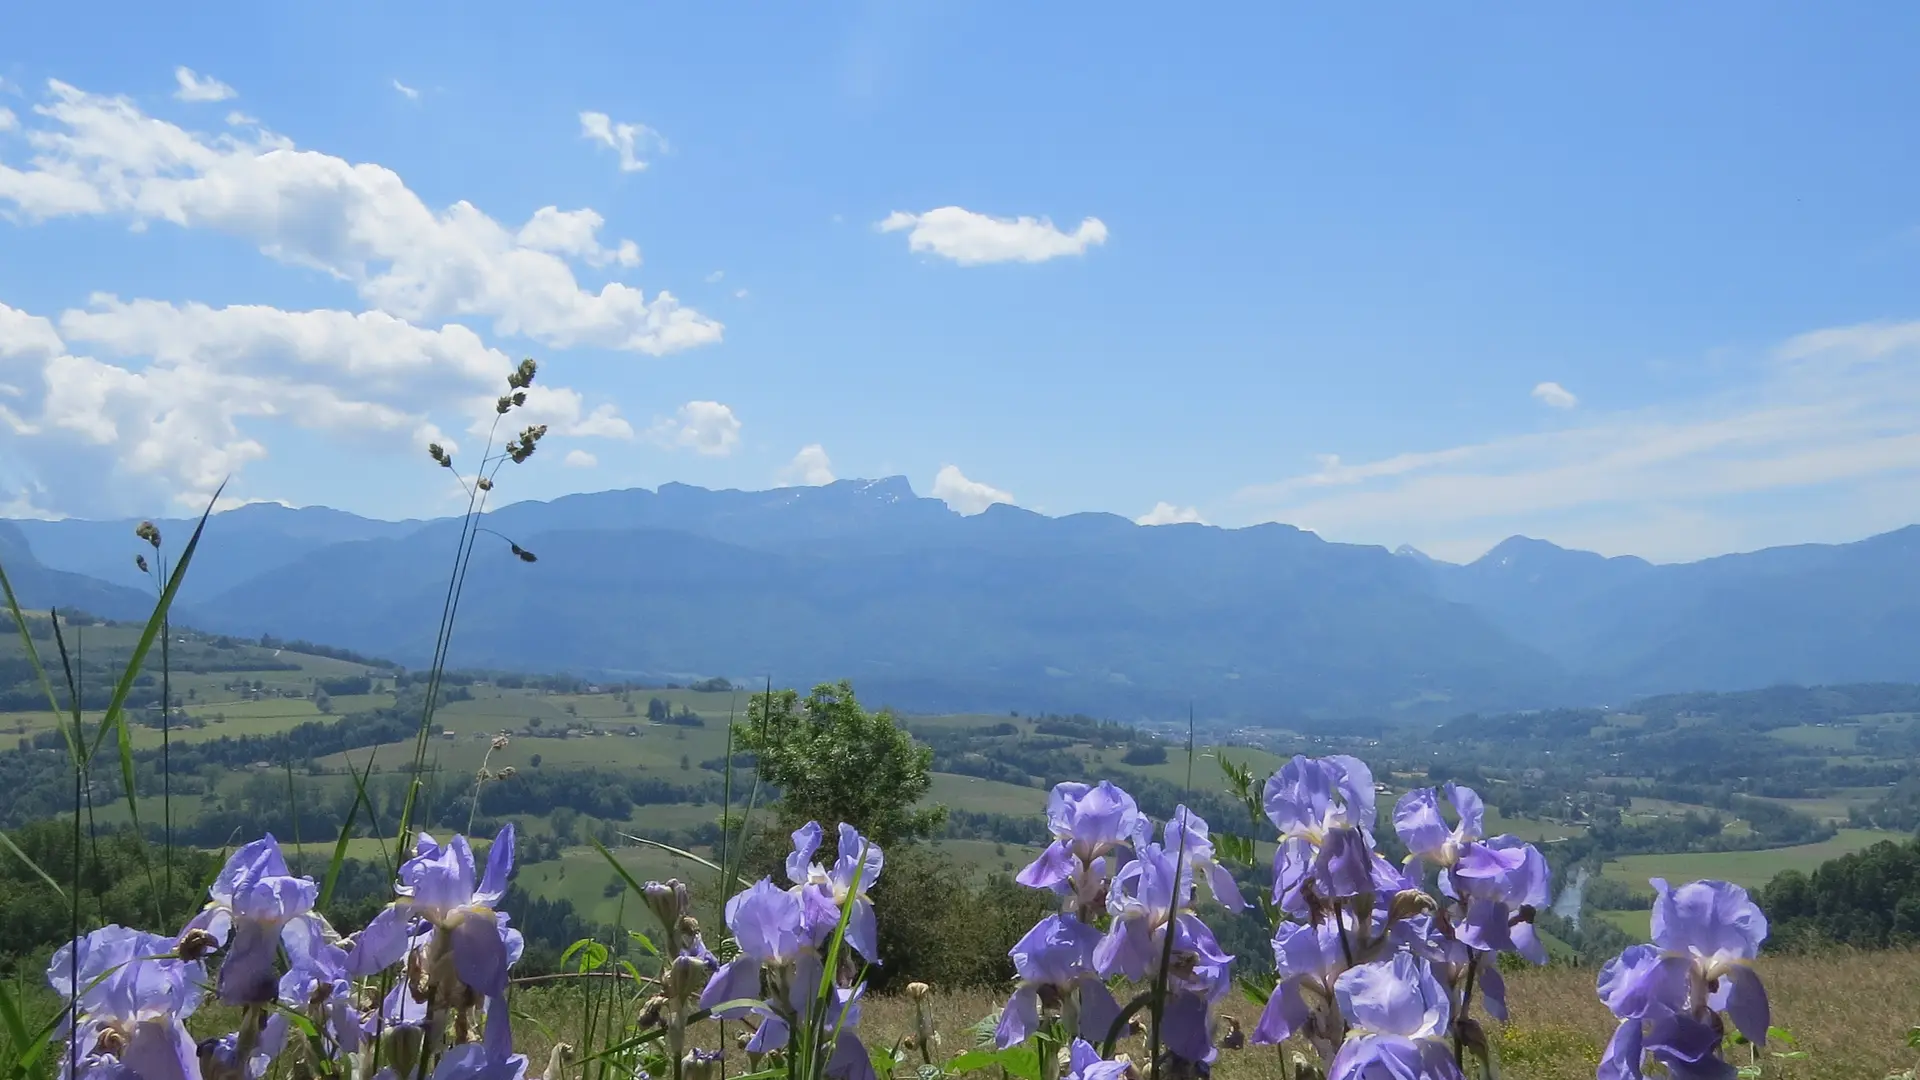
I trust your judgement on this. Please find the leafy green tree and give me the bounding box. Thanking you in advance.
[736,680,944,846]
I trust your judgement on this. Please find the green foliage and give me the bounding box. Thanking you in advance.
[736,681,944,846]
[1761,836,1920,950]
[866,845,1050,992]
[0,820,215,972]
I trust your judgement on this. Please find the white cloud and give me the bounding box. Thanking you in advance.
[224,111,258,127]
[649,401,740,456]
[704,270,724,283]
[1136,502,1206,526]
[1234,318,1920,562]
[515,206,640,268]
[172,67,236,103]
[0,108,16,132]
[563,449,598,468]
[579,111,665,173]
[877,206,1108,265]
[1532,381,1578,409]
[0,294,630,514]
[776,444,835,486]
[932,465,1014,514]
[733,288,748,300]
[392,79,419,101]
[0,80,721,355]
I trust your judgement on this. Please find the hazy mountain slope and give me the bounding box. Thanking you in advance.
[1424,526,1920,697]
[8,503,429,600]
[186,499,1559,720]
[0,522,157,621]
[17,479,1920,717]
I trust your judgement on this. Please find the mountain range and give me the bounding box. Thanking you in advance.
[4,479,1918,721]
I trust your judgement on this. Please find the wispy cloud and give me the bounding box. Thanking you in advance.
[563,449,598,468]
[649,400,741,456]
[172,67,236,103]
[579,111,665,172]
[1234,320,1920,562]
[932,464,1014,514]
[1532,381,1578,409]
[776,444,835,486]
[392,79,419,101]
[0,80,719,355]
[877,206,1108,265]
[1136,502,1206,526]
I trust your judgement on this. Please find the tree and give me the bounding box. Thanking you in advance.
[736,680,944,846]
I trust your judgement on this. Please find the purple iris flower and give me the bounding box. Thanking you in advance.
[1265,757,1381,912]
[1595,878,1770,1080]
[1064,1040,1134,1080]
[1263,756,1377,842]
[1017,781,1140,911]
[280,917,364,1055]
[1393,784,1529,883]
[198,1029,281,1080]
[429,999,528,1080]
[993,914,1120,1049]
[785,822,884,962]
[1252,917,1365,1053]
[180,835,319,1006]
[1148,806,1248,911]
[1326,953,1464,1080]
[389,825,518,1003]
[1443,836,1550,964]
[1095,841,1234,1064]
[702,875,871,1071]
[49,927,208,1080]
[700,878,809,1021]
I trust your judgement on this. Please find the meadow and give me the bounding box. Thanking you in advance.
[8,595,1920,1080]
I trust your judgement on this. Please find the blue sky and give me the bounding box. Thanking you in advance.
[4,4,1920,561]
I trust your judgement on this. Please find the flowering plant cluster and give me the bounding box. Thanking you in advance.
[51,824,527,1080]
[986,757,1774,1080]
[42,754,1775,1080]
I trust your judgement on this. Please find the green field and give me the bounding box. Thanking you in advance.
[1600,828,1900,893]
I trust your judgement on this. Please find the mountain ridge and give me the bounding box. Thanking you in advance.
[5,479,1918,719]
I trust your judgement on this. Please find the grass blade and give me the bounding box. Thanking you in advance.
[87,481,225,768]
[318,752,375,909]
[0,566,79,762]
[0,830,63,898]
[612,833,750,889]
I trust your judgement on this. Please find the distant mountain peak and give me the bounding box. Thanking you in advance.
[1394,544,1440,564]
[841,476,918,502]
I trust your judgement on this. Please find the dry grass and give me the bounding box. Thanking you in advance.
[515,950,1920,1080]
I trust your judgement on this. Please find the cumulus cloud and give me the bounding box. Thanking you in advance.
[579,111,665,173]
[932,465,1014,514]
[0,294,632,513]
[392,79,419,101]
[0,80,721,355]
[649,401,740,456]
[1136,502,1206,526]
[0,108,16,132]
[172,67,236,103]
[877,206,1108,265]
[1235,319,1920,562]
[515,206,640,268]
[1532,381,1578,409]
[776,444,835,486]
[563,449,598,468]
